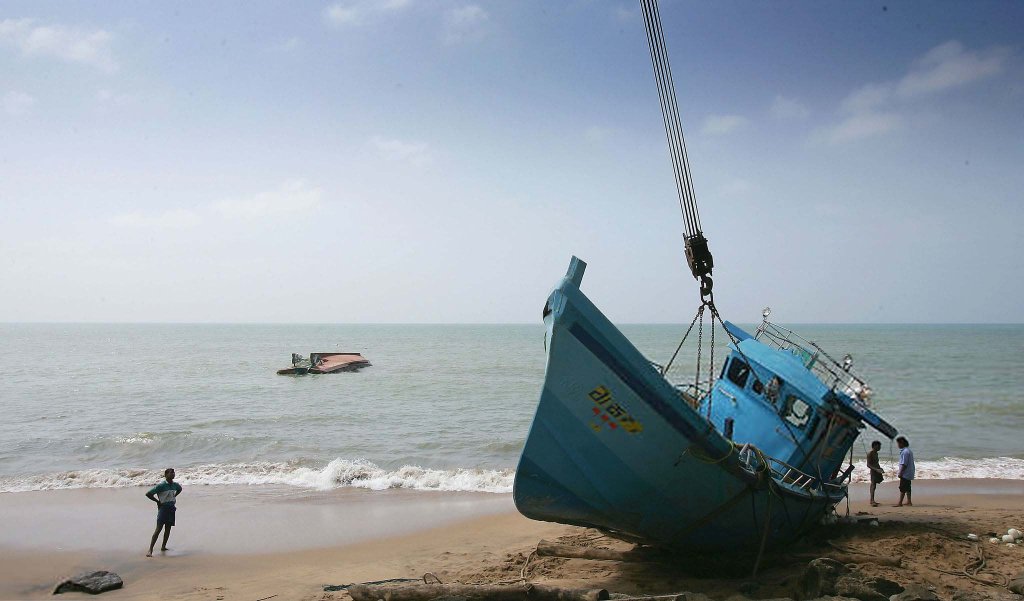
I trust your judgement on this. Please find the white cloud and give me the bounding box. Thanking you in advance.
[0,18,116,71]
[701,114,746,136]
[896,40,1008,99]
[96,89,130,107]
[106,181,322,228]
[823,111,902,144]
[818,40,1009,145]
[212,180,322,220]
[443,5,489,45]
[839,83,892,114]
[324,0,412,26]
[370,135,431,166]
[324,4,360,25]
[109,209,202,229]
[770,95,809,120]
[2,90,35,116]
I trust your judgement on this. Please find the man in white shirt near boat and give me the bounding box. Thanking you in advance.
[895,436,915,507]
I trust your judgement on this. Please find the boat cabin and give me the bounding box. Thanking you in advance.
[697,321,895,484]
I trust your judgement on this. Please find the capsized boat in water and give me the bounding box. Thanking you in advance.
[276,352,370,375]
[513,257,896,551]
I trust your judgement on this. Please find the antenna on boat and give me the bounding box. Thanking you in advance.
[639,0,713,300]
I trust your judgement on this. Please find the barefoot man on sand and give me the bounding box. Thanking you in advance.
[146,468,182,556]
[896,436,915,507]
[867,440,884,507]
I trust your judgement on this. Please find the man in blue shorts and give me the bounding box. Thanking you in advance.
[895,436,915,507]
[145,468,182,556]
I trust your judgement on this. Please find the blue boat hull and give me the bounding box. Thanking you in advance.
[513,258,845,551]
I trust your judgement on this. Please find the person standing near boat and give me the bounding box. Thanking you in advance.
[867,440,884,507]
[895,437,915,507]
[145,468,182,556]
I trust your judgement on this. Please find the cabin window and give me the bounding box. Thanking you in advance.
[726,359,750,388]
[782,395,812,428]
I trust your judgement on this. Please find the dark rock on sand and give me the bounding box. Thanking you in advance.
[834,576,890,601]
[864,579,903,598]
[53,570,123,595]
[798,558,906,601]
[1009,571,1024,596]
[799,558,850,599]
[889,584,939,601]
[953,591,1024,601]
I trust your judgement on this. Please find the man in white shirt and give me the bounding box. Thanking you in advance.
[896,436,915,507]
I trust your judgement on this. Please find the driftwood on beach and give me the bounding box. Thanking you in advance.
[791,553,902,567]
[347,583,610,601]
[536,539,901,569]
[535,540,657,563]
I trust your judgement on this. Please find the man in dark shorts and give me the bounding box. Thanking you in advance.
[145,468,182,556]
[895,436,915,507]
[867,440,884,507]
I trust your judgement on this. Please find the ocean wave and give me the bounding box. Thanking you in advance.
[847,456,1024,483]
[0,458,515,494]
[2,456,1019,494]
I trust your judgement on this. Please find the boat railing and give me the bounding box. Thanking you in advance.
[736,444,846,493]
[673,381,711,409]
[754,318,872,409]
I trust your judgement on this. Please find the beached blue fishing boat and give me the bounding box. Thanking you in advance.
[513,257,896,551]
[512,0,898,553]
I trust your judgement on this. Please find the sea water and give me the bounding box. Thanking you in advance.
[1,323,1022,494]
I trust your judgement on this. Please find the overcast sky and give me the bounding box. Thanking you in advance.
[2,1,1022,323]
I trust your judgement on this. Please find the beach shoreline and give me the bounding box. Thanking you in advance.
[1,479,1022,600]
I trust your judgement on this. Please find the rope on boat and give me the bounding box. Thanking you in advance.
[686,438,736,465]
[751,482,774,578]
[662,305,702,375]
[708,311,716,416]
[696,308,705,414]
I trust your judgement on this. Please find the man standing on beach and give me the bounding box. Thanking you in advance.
[867,440,884,507]
[145,468,182,556]
[896,437,914,507]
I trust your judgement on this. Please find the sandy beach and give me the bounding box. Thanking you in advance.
[2,479,1022,601]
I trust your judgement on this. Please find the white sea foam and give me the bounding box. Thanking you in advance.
[0,458,515,494]
[847,456,1024,483]
[2,456,1020,494]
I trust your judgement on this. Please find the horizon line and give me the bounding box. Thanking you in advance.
[2,321,1023,326]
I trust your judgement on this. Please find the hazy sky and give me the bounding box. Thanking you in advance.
[2,1,1022,323]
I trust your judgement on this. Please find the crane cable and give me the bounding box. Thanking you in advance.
[639,0,715,299]
[639,0,700,238]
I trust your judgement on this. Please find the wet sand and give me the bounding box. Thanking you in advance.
[1,479,1021,600]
